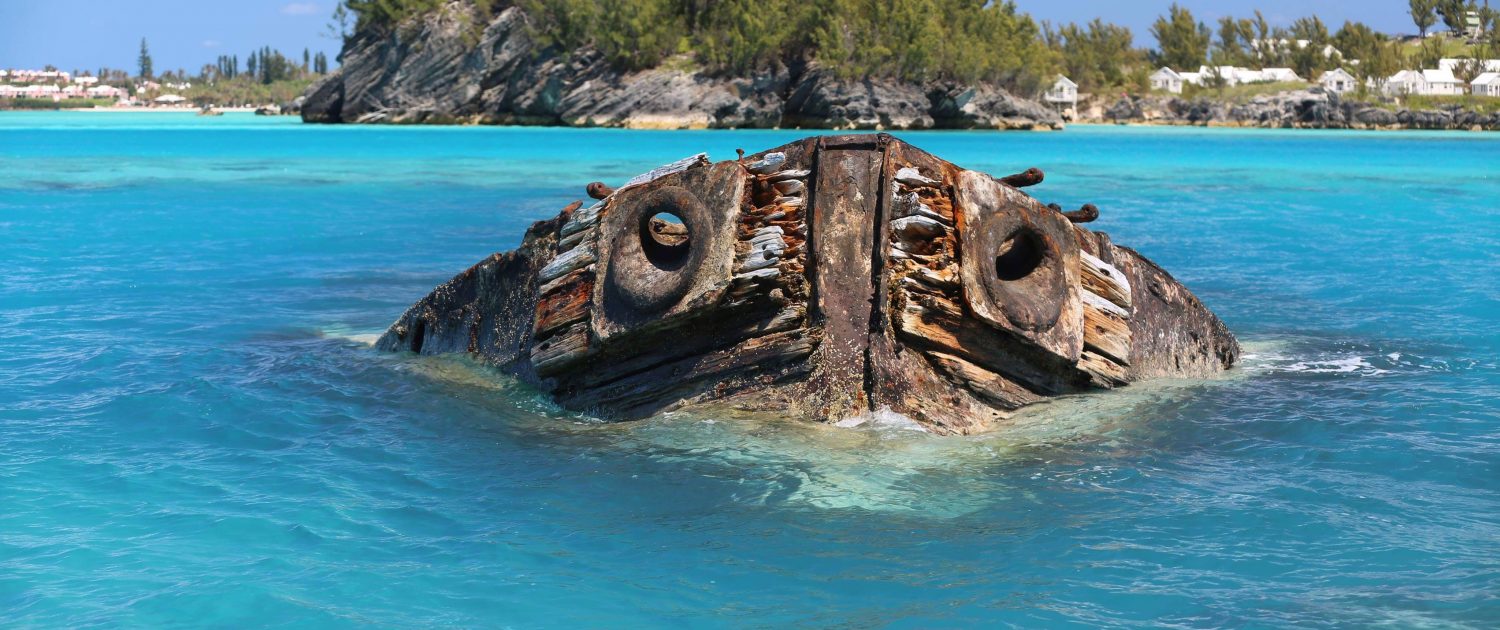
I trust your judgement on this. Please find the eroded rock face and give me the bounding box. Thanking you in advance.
[376,135,1237,434]
[303,4,1061,130]
[1098,88,1500,131]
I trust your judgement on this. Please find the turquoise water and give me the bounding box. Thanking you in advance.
[3,111,1498,627]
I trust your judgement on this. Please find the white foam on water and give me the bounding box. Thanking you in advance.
[319,327,384,346]
[1239,337,1400,377]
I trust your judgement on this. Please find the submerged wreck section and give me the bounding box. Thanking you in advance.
[377,135,1238,434]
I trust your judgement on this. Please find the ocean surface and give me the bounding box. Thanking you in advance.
[2,111,1498,627]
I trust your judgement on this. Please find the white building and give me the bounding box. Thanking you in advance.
[1438,58,1500,73]
[87,85,124,99]
[1044,75,1078,106]
[1319,68,1358,94]
[1472,73,1500,97]
[1385,70,1424,95]
[1150,67,1184,94]
[1260,67,1303,83]
[1421,69,1465,95]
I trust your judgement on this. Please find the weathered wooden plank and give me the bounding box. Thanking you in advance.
[765,169,810,182]
[620,153,710,190]
[894,294,1082,396]
[745,152,786,174]
[1082,291,1131,366]
[925,351,1043,410]
[1081,251,1132,309]
[537,243,596,284]
[533,269,594,336]
[560,201,604,238]
[807,148,882,419]
[773,179,805,195]
[563,329,816,412]
[556,225,593,252]
[531,322,591,376]
[894,166,939,187]
[1079,350,1128,388]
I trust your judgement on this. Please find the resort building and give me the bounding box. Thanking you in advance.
[1473,73,1500,97]
[1150,67,1185,94]
[1318,68,1358,94]
[1044,75,1078,107]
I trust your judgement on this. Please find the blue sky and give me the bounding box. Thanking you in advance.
[0,1,1418,74]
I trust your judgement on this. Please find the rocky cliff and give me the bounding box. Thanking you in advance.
[301,3,1062,130]
[1084,88,1500,131]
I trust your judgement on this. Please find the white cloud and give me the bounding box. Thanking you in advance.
[281,2,319,16]
[201,40,221,48]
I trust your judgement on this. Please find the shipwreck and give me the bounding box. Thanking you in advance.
[376,134,1238,435]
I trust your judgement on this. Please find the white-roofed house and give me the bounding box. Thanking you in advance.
[1420,69,1464,95]
[1318,68,1358,94]
[154,94,187,104]
[1150,67,1185,94]
[1472,73,1500,97]
[87,85,124,99]
[1043,75,1078,108]
[1260,68,1303,83]
[1385,70,1424,95]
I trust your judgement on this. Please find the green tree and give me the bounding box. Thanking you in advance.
[1150,3,1211,69]
[1214,16,1256,66]
[1045,18,1143,90]
[1416,35,1447,67]
[1335,22,1392,92]
[1288,16,1333,79]
[1437,0,1474,34]
[1250,10,1291,66]
[1411,0,1438,38]
[138,38,153,79]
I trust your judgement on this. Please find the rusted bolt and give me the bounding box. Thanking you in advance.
[1001,167,1045,188]
[1063,204,1100,224]
[586,182,614,200]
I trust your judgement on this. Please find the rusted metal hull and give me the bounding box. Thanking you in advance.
[376,135,1239,434]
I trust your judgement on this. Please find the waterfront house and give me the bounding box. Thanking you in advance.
[1420,69,1464,95]
[1150,67,1184,94]
[1473,73,1500,97]
[1044,76,1078,107]
[1385,70,1424,95]
[1318,68,1358,94]
[153,94,187,105]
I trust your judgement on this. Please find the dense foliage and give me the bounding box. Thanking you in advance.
[328,0,1495,100]
[340,0,1056,88]
[1043,19,1146,91]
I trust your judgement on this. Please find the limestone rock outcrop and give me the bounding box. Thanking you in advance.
[302,4,1062,130]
